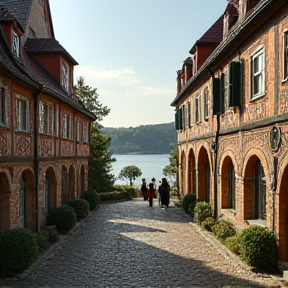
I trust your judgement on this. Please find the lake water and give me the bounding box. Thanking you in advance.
[111,154,170,186]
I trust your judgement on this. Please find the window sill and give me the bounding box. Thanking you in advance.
[0,123,9,130]
[250,92,266,102]
[222,208,236,214]
[246,219,266,227]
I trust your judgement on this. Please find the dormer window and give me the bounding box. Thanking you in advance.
[12,32,20,57]
[61,62,69,92]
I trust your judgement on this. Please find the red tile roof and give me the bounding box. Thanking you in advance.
[25,38,78,65]
[189,15,224,54]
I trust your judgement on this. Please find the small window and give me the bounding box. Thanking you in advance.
[12,32,19,57]
[76,119,83,142]
[221,72,229,112]
[39,100,54,135]
[188,101,191,128]
[63,113,73,139]
[15,93,30,132]
[203,86,209,120]
[61,62,69,92]
[0,88,6,126]
[283,30,288,82]
[83,122,89,143]
[195,97,200,123]
[251,47,265,99]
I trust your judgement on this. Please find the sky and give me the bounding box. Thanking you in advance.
[49,0,228,128]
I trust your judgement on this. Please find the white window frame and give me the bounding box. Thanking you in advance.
[12,31,20,57]
[83,122,89,143]
[203,86,209,120]
[0,88,6,126]
[15,93,30,132]
[61,62,69,92]
[250,47,265,100]
[63,113,73,140]
[76,118,83,143]
[39,100,54,135]
[283,29,288,82]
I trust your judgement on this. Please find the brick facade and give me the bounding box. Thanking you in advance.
[0,0,95,233]
[172,0,288,262]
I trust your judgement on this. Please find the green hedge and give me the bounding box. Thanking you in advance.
[68,198,90,220]
[239,226,277,270]
[47,205,77,234]
[211,220,236,242]
[194,201,211,224]
[182,193,197,213]
[82,190,100,211]
[0,228,39,276]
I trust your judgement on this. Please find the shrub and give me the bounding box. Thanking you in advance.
[194,201,211,224]
[0,228,39,276]
[182,193,197,213]
[224,234,240,255]
[47,205,77,234]
[82,190,100,211]
[211,220,236,242]
[68,198,90,220]
[239,226,278,270]
[201,217,218,232]
[99,190,132,202]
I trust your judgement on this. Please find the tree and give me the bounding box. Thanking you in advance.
[89,124,116,192]
[74,77,114,192]
[163,148,178,189]
[118,165,142,186]
[75,76,110,122]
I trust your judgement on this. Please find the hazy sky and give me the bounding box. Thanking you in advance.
[49,0,228,128]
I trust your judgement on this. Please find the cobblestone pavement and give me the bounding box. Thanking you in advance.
[0,198,285,288]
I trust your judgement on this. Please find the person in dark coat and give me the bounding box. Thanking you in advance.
[159,178,170,208]
[140,178,147,201]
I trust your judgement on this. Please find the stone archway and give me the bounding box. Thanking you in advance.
[243,155,266,220]
[198,147,211,203]
[61,166,69,205]
[188,149,196,194]
[79,165,85,198]
[68,165,76,201]
[45,167,57,216]
[0,172,11,232]
[221,156,236,209]
[278,164,288,261]
[20,169,36,232]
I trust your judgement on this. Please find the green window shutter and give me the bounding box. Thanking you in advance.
[212,78,220,115]
[181,105,185,130]
[229,61,241,107]
[220,73,225,114]
[174,107,180,130]
[179,106,183,130]
[188,101,191,127]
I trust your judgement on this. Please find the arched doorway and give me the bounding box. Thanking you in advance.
[198,147,211,203]
[188,149,196,194]
[278,165,288,261]
[244,156,266,220]
[45,167,57,217]
[61,166,69,205]
[68,165,76,201]
[19,169,36,231]
[0,172,11,232]
[80,165,85,197]
[221,157,236,209]
[180,151,186,196]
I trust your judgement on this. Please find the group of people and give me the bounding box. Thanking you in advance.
[139,177,170,208]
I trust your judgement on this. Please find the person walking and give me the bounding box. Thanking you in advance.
[147,182,156,207]
[140,178,147,201]
[159,178,170,208]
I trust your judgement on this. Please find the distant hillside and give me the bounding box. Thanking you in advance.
[101,122,177,154]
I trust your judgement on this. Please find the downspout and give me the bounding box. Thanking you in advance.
[208,66,220,220]
[33,86,43,233]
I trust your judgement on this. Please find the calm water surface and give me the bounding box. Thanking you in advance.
[111,154,170,186]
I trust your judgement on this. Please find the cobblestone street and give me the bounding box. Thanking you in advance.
[0,198,284,288]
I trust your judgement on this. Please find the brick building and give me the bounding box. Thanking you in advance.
[171,0,288,262]
[0,0,95,233]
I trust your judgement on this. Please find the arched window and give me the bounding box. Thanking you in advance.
[254,160,266,220]
[228,163,235,209]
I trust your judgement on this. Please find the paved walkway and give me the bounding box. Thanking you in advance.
[0,198,285,288]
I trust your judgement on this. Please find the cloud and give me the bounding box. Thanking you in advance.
[75,66,140,85]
